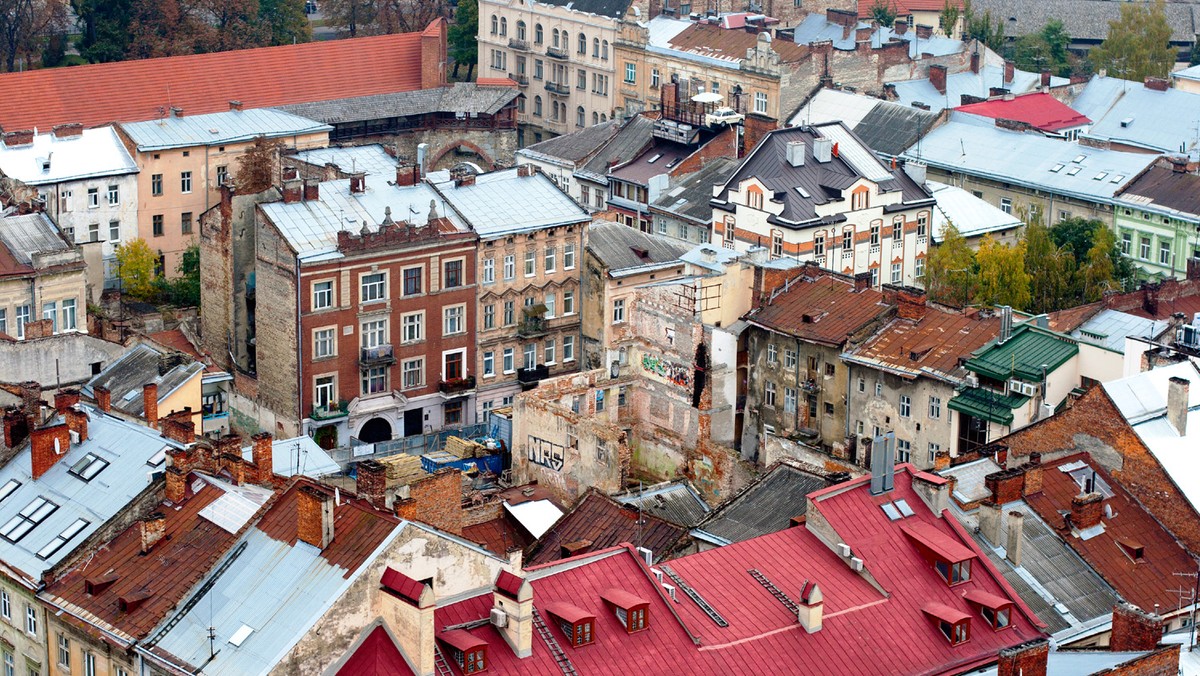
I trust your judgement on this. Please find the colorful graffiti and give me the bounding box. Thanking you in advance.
[641,353,691,388]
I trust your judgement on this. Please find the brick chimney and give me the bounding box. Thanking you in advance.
[894,19,908,35]
[455,173,476,188]
[1144,77,1169,92]
[54,389,80,415]
[517,163,536,178]
[251,432,273,484]
[65,408,88,444]
[1167,376,1189,436]
[915,24,933,39]
[853,271,872,292]
[229,100,244,111]
[3,408,29,449]
[160,409,195,445]
[985,468,1025,505]
[139,512,166,554]
[1070,492,1104,530]
[30,424,70,479]
[143,383,158,428]
[1040,70,1051,88]
[94,386,111,413]
[380,568,437,674]
[349,173,366,194]
[420,17,448,89]
[1021,454,1043,495]
[1110,602,1163,651]
[303,179,320,202]
[970,52,980,74]
[493,570,534,657]
[3,130,34,147]
[21,381,41,420]
[396,164,421,187]
[797,581,823,633]
[52,123,83,139]
[997,639,1049,676]
[297,485,335,549]
[929,64,948,94]
[282,178,302,203]
[356,460,388,509]
[1003,60,1015,84]
[165,467,188,503]
[894,286,927,321]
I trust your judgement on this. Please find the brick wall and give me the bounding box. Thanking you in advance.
[253,215,302,433]
[996,638,1048,676]
[1094,645,1181,676]
[1110,603,1164,651]
[399,469,464,535]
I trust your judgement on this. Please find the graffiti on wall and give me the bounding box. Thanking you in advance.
[527,435,565,471]
[641,352,691,388]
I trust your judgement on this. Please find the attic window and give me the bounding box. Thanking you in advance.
[647,154,663,164]
[923,603,970,645]
[438,630,488,673]
[1049,164,1063,173]
[545,602,596,647]
[1065,167,1081,176]
[36,517,89,560]
[0,479,20,503]
[1110,175,1125,183]
[964,590,1013,630]
[0,497,59,543]
[69,453,109,482]
[600,588,650,633]
[902,522,975,586]
[936,559,971,585]
[1117,537,1146,562]
[1072,154,1086,163]
[229,624,254,647]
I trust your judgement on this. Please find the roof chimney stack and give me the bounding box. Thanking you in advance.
[785,141,805,167]
[1005,510,1024,566]
[868,432,896,495]
[978,501,1002,545]
[1167,376,1189,436]
[140,512,166,554]
[813,137,833,163]
[356,459,388,509]
[297,485,335,549]
[54,389,80,415]
[929,64,948,95]
[998,306,1013,344]
[997,639,1049,676]
[349,173,366,194]
[143,383,158,428]
[380,568,437,674]
[493,570,534,657]
[251,432,274,484]
[797,580,823,632]
[30,424,70,480]
[94,386,111,413]
[1003,60,1015,84]
[1070,492,1104,530]
[229,100,243,111]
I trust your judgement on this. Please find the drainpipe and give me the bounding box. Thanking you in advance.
[295,260,303,437]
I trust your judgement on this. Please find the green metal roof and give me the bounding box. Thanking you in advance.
[964,325,1079,383]
[947,387,1030,426]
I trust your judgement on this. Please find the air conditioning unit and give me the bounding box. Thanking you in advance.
[836,543,851,557]
[1008,379,1036,397]
[1179,325,1200,348]
[850,557,864,571]
[661,583,677,602]
[69,430,80,445]
[490,608,508,628]
[966,374,979,388]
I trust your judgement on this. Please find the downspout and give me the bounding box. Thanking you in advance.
[296,259,303,437]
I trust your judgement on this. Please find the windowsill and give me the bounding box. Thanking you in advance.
[401,385,425,392]
[401,339,425,346]
[484,373,496,379]
[503,370,516,375]
[310,306,335,314]
[563,358,575,363]
[544,361,557,367]
[312,355,337,362]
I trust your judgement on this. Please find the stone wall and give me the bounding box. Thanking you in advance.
[0,332,126,388]
[253,216,301,437]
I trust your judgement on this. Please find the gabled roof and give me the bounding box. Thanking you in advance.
[846,306,999,382]
[44,474,269,641]
[928,181,1024,241]
[519,118,623,165]
[1070,309,1168,353]
[660,20,808,65]
[0,126,137,185]
[524,490,687,566]
[1023,454,1195,614]
[585,222,691,276]
[0,406,183,584]
[612,480,710,528]
[577,115,656,183]
[693,461,830,544]
[274,82,517,125]
[747,270,890,347]
[0,213,70,272]
[964,323,1079,382]
[0,30,433,130]
[955,93,1090,132]
[83,343,204,419]
[337,624,414,676]
[791,13,964,57]
[430,167,590,239]
[1070,76,1200,153]
[1114,165,1200,221]
[239,435,340,478]
[649,156,738,225]
[120,108,330,151]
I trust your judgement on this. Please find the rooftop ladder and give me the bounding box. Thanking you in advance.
[659,564,729,627]
[532,607,579,676]
[748,568,799,614]
[433,645,455,676]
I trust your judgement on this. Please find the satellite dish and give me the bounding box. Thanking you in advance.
[691,92,723,104]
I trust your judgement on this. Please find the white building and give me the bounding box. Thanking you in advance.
[0,125,138,287]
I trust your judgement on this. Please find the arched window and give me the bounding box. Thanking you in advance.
[535,23,543,44]
[592,112,599,125]
[517,20,526,40]
[578,32,587,54]
[500,17,507,36]
[577,106,585,127]
[517,96,526,113]
[602,40,609,59]
[600,113,607,122]
[553,29,560,48]
[490,15,498,34]
[534,96,543,116]
[593,37,599,57]
[552,101,559,120]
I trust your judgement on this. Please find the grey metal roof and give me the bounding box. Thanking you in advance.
[430,167,589,239]
[273,83,518,125]
[970,0,1198,42]
[890,66,1068,113]
[240,435,340,478]
[1070,75,1200,154]
[612,481,710,527]
[650,157,738,225]
[694,462,829,544]
[854,101,940,156]
[928,180,1024,242]
[121,109,331,151]
[287,145,398,179]
[0,213,68,265]
[0,126,137,186]
[518,118,622,165]
[83,343,204,418]
[716,122,932,226]
[536,0,633,19]
[1071,308,1168,352]
[0,406,181,583]
[904,113,1158,205]
[577,115,656,183]
[791,13,964,57]
[586,221,692,275]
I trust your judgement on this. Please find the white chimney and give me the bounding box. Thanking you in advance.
[813,138,833,163]
[903,159,927,184]
[786,141,806,167]
[1168,376,1190,436]
[797,581,823,632]
[998,306,1013,344]
[978,501,1002,545]
[1006,511,1024,566]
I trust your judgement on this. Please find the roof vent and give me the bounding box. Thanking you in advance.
[1120,116,1134,128]
[850,557,864,571]
[786,141,806,167]
[836,543,851,557]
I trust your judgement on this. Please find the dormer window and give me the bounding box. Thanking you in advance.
[544,602,596,647]
[934,559,971,584]
[964,590,1013,630]
[746,185,764,210]
[438,630,488,673]
[923,603,971,646]
[901,522,977,587]
[600,588,650,633]
[1117,537,1146,563]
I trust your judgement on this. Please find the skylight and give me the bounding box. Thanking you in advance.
[1049,164,1063,173]
[1094,172,1107,181]
[1072,154,1086,163]
[1066,167,1081,176]
[36,518,89,560]
[881,503,902,520]
[0,497,58,543]
[1110,175,1125,183]
[229,624,254,647]
[795,187,812,198]
[895,499,915,517]
[0,480,20,504]
[647,154,663,164]
[146,446,170,468]
[69,453,109,482]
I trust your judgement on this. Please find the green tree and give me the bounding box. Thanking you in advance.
[115,238,159,300]
[1024,216,1077,313]
[259,0,311,46]
[449,0,478,79]
[1090,0,1175,82]
[73,0,133,62]
[922,222,976,306]
[975,235,1031,309]
[962,0,1005,51]
[939,0,961,38]
[1012,20,1073,77]
[1049,216,1102,264]
[1079,225,1118,302]
[161,245,201,306]
[869,0,896,28]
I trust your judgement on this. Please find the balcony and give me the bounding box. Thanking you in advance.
[517,364,550,385]
[509,38,530,51]
[517,305,549,337]
[311,400,349,421]
[545,81,570,96]
[438,375,476,396]
[510,73,529,86]
[360,344,395,366]
[546,45,568,59]
[800,378,821,394]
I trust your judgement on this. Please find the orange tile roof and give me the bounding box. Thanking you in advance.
[0,31,430,130]
[849,308,999,379]
[857,0,964,17]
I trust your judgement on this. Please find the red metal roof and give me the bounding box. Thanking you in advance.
[337,625,414,676]
[923,601,971,624]
[438,629,488,652]
[0,27,435,130]
[381,567,426,605]
[964,589,1013,609]
[749,273,890,347]
[543,601,595,625]
[494,570,526,600]
[901,520,977,562]
[600,587,648,609]
[524,490,686,567]
[955,94,1091,132]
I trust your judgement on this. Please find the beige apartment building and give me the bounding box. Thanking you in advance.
[0,213,86,341]
[118,107,329,276]
[477,0,643,145]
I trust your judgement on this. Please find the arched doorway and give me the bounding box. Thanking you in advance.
[358,417,393,444]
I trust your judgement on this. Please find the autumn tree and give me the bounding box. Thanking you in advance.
[1090,0,1174,81]
[922,222,976,306]
[115,238,160,300]
[975,235,1031,309]
[1024,216,1077,314]
[323,0,449,36]
[0,0,69,71]
[448,0,477,79]
[235,136,283,193]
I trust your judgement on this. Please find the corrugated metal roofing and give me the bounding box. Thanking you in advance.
[791,13,963,56]
[288,145,398,180]
[748,272,890,346]
[965,324,1079,382]
[430,167,589,239]
[695,462,829,543]
[577,115,656,182]
[83,343,204,418]
[121,108,330,151]
[537,0,634,19]
[612,480,710,527]
[273,82,517,124]
[891,66,1068,112]
[1071,76,1200,153]
[519,118,622,164]
[948,387,1029,425]
[928,181,1024,241]
[1071,308,1167,352]
[1115,165,1200,222]
[0,212,69,266]
[649,156,738,224]
[0,126,137,185]
[847,307,999,381]
[586,222,691,274]
[524,490,687,566]
[853,101,940,156]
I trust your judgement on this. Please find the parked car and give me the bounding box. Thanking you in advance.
[705,107,745,126]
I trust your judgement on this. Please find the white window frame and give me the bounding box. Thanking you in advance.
[360,271,387,304]
[503,254,516,280]
[612,298,626,324]
[483,351,495,377]
[314,375,336,411]
[312,279,334,311]
[180,171,192,194]
[402,358,424,389]
[564,335,575,362]
[313,327,336,359]
[401,311,424,343]
[564,243,576,270]
[443,304,465,336]
[503,347,515,373]
[481,257,495,284]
